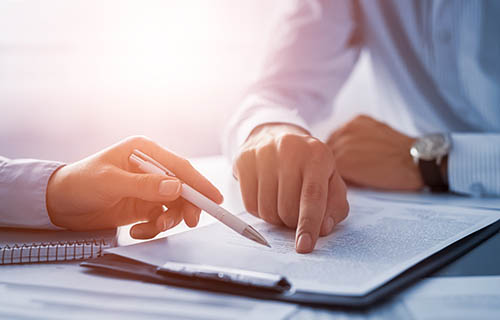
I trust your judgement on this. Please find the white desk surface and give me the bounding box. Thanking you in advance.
[1,156,499,319]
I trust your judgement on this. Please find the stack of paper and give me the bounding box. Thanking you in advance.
[106,197,500,297]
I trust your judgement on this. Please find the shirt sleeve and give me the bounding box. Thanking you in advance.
[448,134,500,197]
[223,0,362,161]
[0,156,65,229]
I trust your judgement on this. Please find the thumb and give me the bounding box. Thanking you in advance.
[114,170,182,202]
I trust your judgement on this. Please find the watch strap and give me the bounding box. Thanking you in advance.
[418,159,448,192]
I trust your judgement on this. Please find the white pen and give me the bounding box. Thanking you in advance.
[129,149,271,248]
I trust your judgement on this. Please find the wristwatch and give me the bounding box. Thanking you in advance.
[410,133,451,192]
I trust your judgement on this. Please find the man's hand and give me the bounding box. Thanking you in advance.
[326,115,423,190]
[46,136,223,239]
[233,124,349,254]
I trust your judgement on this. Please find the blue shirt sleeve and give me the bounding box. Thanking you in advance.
[0,156,65,229]
[448,134,500,197]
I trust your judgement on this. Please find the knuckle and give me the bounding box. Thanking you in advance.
[353,114,369,122]
[307,138,324,151]
[302,182,325,201]
[342,115,366,132]
[276,133,301,153]
[136,173,153,188]
[308,140,332,162]
[255,143,275,160]
[179,158,193,170]
[94,165,114,180]
[235,149,255,169]
[341,134,355,146]
[125,135,152,146]
[277,204,298,228]
[298,216,315,231]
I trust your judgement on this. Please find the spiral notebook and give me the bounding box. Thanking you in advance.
[0,228,116,265]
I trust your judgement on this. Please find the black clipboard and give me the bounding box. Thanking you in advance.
[81,220,500,308]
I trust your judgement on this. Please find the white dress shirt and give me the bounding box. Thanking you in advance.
[0,156,64,229]
[224,0,500,196]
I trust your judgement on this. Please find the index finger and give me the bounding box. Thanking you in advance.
[126,136,224,204]
[296,168,330,253]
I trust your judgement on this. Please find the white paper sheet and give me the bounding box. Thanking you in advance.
[0,263,296,320]
[291,277,500,319]
[106,198,500,296]
[399,276,500,320]
[349,188,500,210]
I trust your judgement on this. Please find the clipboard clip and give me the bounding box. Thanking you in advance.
[157,262,291,293]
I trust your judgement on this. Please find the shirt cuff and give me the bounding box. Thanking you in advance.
[0,159,65,229]
[448,133,500,196]
[223,95,310,163]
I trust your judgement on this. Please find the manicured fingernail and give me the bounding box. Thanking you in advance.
[159,180,180,196]
[132,228,143,238]
[322,217,335,235]
[297,233,312,253]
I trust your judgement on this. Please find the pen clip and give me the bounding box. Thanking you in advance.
[157,262,291,293]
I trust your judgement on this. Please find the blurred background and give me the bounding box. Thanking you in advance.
[1,0,377,163]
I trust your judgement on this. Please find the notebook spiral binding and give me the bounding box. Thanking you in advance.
[0,239,109,265]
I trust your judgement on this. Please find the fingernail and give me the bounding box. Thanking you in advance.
[166,217,175,230]
[322,217,335,235]
[159,180,180,196]
[132,228,143,238]
[297,233,312,253]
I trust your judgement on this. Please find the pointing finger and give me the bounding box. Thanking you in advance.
[295,167,330,253]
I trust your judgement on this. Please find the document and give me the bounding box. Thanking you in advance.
[399,276,500,320]
[0,263,297,320]
[349,187,500,210]
[107,197,500,297]
[293,276,500,319]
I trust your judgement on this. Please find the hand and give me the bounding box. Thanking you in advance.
[233,124,349,254]
[46,136,223,239]
[326,115,423,190]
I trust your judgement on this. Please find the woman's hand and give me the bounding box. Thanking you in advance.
[46,136,223,239]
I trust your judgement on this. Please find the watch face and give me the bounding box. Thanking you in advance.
[410,134,451,161]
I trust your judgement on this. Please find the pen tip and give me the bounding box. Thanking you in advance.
[243,226,272,248]
[258,238,272,248]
